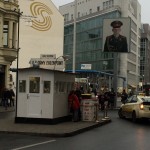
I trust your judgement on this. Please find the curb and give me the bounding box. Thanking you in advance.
[0,119,111,137]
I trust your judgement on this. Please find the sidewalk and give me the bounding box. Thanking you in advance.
[0,106,111,137]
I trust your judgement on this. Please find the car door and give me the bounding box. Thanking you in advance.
[122,96,137,117]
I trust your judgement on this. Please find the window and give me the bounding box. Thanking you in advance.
[19,80,26,93]
[12,22,16,48]
[29,77,40,93]
[43,81,51,93]
[78,12,80,18]
[71,14,73,20]
[89,9,92,14]
[64,13,69,22]
[97,6,100,11]
[3,21,9,47]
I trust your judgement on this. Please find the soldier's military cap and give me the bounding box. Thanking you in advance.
[110,20,123,28]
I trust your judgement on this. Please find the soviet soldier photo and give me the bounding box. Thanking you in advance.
[103,18,130,53]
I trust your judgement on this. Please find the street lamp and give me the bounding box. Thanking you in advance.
[72,0,77,73]
[53,55,70,70]
[103,60,108,88]
[14,8,23,117]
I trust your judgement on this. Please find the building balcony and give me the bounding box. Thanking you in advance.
[0,47,17,62]
[0,0,18,12]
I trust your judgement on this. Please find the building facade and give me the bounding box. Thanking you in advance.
[0,0,65,99]
[59,0,141,91]
[0,0,19,97]
[140,24,150,87]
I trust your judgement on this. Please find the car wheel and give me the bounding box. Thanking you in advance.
[132,111,137,122]
[118,108,123,118]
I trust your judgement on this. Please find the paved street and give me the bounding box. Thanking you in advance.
[0,110,150,150]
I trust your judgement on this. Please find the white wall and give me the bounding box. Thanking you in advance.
[12,0,64,68]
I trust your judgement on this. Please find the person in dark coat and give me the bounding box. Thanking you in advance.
[104,20,128,52]
[9,89,15,107]
[121,89,128,104]
[109,88,116,109]
[2,88,11,110]
[98,90,105,110]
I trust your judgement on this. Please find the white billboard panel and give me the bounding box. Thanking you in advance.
[81,64,92,70]
[12,0,64,68]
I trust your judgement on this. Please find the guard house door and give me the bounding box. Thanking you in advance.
[27,76,41,118]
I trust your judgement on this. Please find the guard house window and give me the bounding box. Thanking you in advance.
[3,21,9,47]
[43,81,51,93]
[19,80,26,93]
[29,77,40,93]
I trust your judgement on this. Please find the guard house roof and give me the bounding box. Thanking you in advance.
[17,67,76,75]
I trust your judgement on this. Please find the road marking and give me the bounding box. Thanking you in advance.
[12,140,56,150]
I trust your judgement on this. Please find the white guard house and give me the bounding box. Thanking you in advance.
[15,67,76,124]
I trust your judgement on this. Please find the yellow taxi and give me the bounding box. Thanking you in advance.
[118,95,150,122]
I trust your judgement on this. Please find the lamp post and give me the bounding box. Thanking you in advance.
[72,0,77,73]
[53,55,70,70]
[14,8,23,117]
[103,60,108,88]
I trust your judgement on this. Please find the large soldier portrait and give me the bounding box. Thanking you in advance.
[103,19,130,53]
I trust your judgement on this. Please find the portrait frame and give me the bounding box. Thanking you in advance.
[102,18,131,53]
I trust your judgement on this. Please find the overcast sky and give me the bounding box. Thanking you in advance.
[51,0,149,24]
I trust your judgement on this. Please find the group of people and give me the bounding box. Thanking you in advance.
[68,84,130,121]
[98,88,130,110]
[1,87,15,110]
[98,88,116,110]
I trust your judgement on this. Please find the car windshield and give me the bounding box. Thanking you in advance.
[141,97,150,102]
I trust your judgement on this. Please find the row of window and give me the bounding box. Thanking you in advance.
[19,78,74,94]
[19,79,51,94]
[127,62,136,72]
[103,0,114,9]
[64,0,114,22]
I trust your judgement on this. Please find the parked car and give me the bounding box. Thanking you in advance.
[118,95,150,122]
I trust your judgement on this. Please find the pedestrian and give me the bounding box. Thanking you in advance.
[103,90,110,109]
[9,89,15,107]
[98,90,105,110]
[68,90,80,122]
[2,87,10,110]
[121,89,128,104]
[109,88,116,109]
